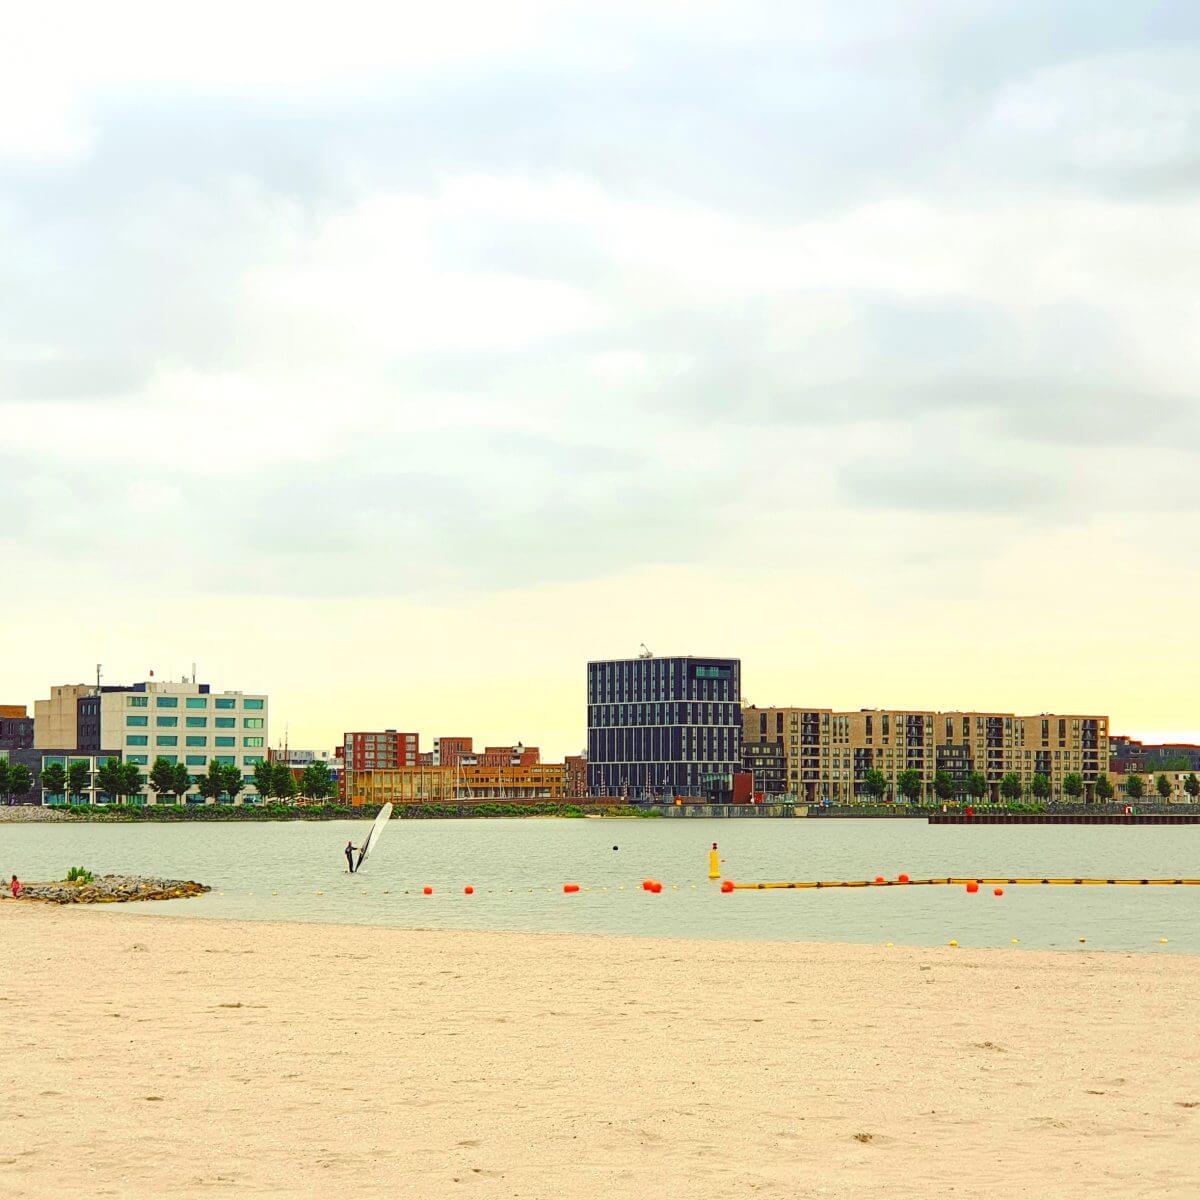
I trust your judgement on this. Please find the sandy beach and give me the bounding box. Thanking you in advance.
[1,903,1197,1199]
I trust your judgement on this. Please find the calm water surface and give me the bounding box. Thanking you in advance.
[3,818,1197,952]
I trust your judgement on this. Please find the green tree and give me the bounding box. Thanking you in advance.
[932,770,955,802]
[95,757,123,803]
[7,763,33,803]
[1161,754,1191,771]
[1031,774,1051,801]
[40,761,68,801]
[117,761,144,803]
[1125,774,1145,801]
[221,762,244,803]
[1094,774,1114,802]
[150,757,182,803]
[276,763,299,800]
[1156,773,1172,801]
[897,768,923,804]
[1062,773,1084,803]
[171,762,192,802]
[1184,773,1200,803]
[67,760,91,803]
[860,769,886,803]
[1000,772,1022,801]
[299,760,336,800]
[197,760,225,802]
[253,759,276,800]
[966,771,988,805]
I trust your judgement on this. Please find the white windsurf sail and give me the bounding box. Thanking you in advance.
[356,802,393,870]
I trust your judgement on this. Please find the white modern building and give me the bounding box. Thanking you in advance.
[35,678,269,804]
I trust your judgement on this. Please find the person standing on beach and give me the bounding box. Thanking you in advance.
[10,875,20,899]
[344,842,358,874]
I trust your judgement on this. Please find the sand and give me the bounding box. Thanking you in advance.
[1,904,1197,1199]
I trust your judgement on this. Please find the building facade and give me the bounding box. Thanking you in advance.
[742,705,1109,803]
[587,655,742,798]
[343,731,419,771]
[345,766,454,806]
[0,706,34,752]
[34,679,269,803]
[432,737,472,767]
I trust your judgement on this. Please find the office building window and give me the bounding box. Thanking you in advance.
[126,716,148,727]
[156,716,178,728]
[185,716,207,728]
[128,696,148,708]
[215,736,236,747]
[156,736,178,747]
[126,735,148,746]
[158,755,178,764]
[185,755,207,766]
[215,698,236,710]
[185,736,206,747]
[243,737,264,748]
[244,699,264,710]
[185,697,207,709]
[244,718,264,729]
[126,755,148,765]
[215,717,235,728]
[214,756,236,765]
[245,755,264,765]
[157,697,178,708]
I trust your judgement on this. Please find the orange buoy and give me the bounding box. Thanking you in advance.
[874,875,885,884]
[422,886,432,896]
[642,879,653,891]
[464,886,474,895]
[993,887,1003,897]
[650,881,662,894]
[563,883,580,893]
[720,880,734,893]
[898,873,910,883]
[965,881,980,894]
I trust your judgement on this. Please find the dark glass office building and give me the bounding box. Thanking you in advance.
[587,656,742,798]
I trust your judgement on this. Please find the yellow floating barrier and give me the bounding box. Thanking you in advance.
[730,877,1200,890]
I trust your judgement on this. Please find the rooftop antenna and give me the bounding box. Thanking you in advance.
[191,662,197,684]
[96,663,101,692]
[638,643,653,659]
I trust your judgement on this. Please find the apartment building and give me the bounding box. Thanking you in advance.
[343,730,419,770]
[742,706,1109,802]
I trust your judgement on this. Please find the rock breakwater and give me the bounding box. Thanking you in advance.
[18,875,210,904]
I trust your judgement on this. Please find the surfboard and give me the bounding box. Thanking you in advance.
[355,802,393,870]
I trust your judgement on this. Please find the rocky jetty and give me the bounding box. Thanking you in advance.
[0,805,68,822]
[18,874,210,904]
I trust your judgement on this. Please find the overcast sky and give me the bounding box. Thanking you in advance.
[3,1,1199,755]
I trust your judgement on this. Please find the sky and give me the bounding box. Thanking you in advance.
[3,0,1200,758]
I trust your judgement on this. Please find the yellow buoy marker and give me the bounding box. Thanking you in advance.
[1159,938,1168,944]
[948,939,958,947]
[708,842,720,880]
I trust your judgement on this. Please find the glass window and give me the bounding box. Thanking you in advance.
[215,736,236,747]
[44,756,66,767]
[215,717,235,728]
[126,715,148,727]
[214,755,236,765]
[186,717,207,728]
[185,736,207,747]
[185,697,207,709]
[215,698,236,710]
[244,718,264,729]
[156,736,178,747]
[185,755,207,766]
[158,755,178,764]
[243,737,264,748]
[128,695,148,708]
[156,716,178,728]
[156,697,178,708]
[244,756,264,765]
[126,735,149,747]
[244,699,264,710]
[126,755,149,765]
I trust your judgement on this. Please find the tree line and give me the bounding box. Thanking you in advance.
[0,756,339,805]
[854,768,1200,804]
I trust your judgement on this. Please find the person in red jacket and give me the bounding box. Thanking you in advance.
[9,875,20,899]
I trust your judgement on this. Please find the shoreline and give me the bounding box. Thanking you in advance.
[3,904,1199,1199]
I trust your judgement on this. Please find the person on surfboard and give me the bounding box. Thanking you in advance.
[344,841,358,873]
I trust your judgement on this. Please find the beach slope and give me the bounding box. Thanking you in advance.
[1,905,1197,1199]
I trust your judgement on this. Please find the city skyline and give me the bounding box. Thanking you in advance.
[4,3,1200,756]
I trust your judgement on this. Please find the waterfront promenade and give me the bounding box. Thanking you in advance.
[2,903,1197,1199]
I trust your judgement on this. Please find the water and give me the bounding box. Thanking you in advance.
[3,818,1197,951]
